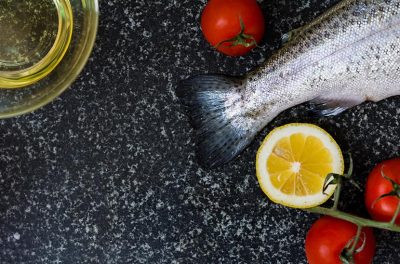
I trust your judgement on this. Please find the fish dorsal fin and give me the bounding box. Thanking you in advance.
[310,95,366,116]
[282,0,351,45]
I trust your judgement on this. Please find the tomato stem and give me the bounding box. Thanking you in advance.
[348,225,363,254]
[330,154,353,210]
[306,207,400,232]
[214,17,258,49]
[333,176,342,210]
[340,225,363,264]
[390,200,400,225]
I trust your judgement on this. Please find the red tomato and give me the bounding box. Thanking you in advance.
[365,158,400,224]
[305,216,376,264]
[200,0,265,56]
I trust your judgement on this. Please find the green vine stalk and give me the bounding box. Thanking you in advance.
[307,155,400,232]
[306,206,400,232]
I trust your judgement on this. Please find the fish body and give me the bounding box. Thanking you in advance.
[177,0,400,168]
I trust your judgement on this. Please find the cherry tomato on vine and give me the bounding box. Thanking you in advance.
[305,216,376,264]
[200,0,265,56]
[365,158,400,224]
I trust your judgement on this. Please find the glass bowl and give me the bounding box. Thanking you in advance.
[0,0,99,118]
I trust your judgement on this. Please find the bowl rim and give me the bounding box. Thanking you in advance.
[0,0,99,119]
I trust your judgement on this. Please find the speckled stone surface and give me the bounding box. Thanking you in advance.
[1,0,400,263]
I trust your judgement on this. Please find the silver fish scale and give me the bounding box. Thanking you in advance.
[238,0,400,132]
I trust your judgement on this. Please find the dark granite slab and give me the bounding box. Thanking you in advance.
[1,0,399,263]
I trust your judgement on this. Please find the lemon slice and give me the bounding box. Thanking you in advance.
[256,123,344,208]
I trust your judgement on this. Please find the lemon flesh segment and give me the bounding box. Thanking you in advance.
[268,134,333,195]
[256,123,344,209]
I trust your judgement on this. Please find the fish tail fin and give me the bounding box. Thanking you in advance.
[176,74,259,168]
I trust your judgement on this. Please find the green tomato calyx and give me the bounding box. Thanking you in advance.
[214,17,259,49]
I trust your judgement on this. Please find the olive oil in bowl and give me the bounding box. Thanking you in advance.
[0,0,73,88]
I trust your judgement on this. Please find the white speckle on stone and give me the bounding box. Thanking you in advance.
[160,126,167,138]
[142,30,152,38]
[13,232,20,240]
